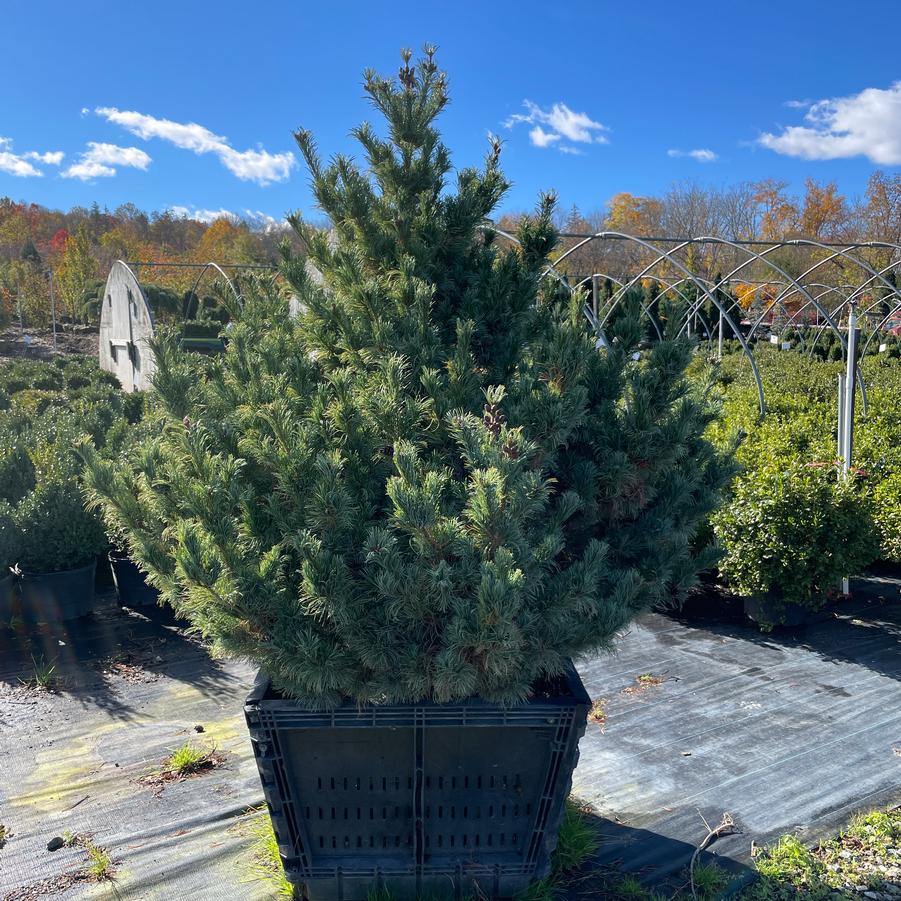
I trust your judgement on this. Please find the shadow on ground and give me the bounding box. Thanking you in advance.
[666,567,901,686]
[0,590,241,719]
[559,810,753,899]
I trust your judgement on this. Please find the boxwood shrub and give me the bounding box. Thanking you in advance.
[0,355,142,575]
[713,458,878,613]
[698,345,900,600]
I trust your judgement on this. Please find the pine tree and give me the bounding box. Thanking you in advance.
[83,48,732,707]
[20,238,41,267]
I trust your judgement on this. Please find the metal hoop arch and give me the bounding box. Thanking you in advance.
[549,231,767,415]
[570,272,665,343]
[187,262,244,318]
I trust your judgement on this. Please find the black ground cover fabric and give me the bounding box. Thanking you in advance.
[0,574,898,899]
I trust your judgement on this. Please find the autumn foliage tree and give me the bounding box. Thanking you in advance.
[55,224,97,322]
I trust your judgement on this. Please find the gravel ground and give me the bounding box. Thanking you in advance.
[0,327,98,364]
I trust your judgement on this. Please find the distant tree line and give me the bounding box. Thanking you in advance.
[0,199,304,328]
[5,172,901,330]
[496,171,901,295]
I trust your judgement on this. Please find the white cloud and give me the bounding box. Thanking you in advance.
[169,206,237,224]
[0,150,42,177]
[96,107,296,185]
[667,148,718,162]
[760,82,901,164]
[0,137,65,177]
[62,142,151,180]
[245,209,288,232]
[24,150,64,165]
[529,126,560,148]
[504,100,608,153]
[169,206,288,231]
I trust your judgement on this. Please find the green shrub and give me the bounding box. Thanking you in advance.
[0,356,144,572]
[182,320,223,340]
[11,388,56,416]
[0,501,21,570]
[14,474,108,572]
[59,356,120,392]
[142,283,182,320]
[695,345,901,582]
[870,472,901,562]
[122,390,146,425]
[0,360,65,395]
[714,460,878,613]
[0,434,35,505]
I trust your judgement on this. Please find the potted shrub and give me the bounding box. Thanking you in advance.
[0,502,21,622]
[14,462,108,624]
[83,49,731,900]
[713,459,878,628]
[0,356,143,623]
[108,547,160,608]
[0,418,34,624]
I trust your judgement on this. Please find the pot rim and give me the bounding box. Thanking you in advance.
[14,558,98,578]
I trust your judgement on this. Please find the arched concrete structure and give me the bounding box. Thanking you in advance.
[99,261,156,392]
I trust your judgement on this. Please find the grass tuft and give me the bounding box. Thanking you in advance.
[54,831,115,882]
[551,799,599,876]
[690,861,730,899]
[167,742,214,775]
[139,742,224,795]
[844,808,901,849]
[19,654,57,691]
[612,875,654,900]
[236,807,295,898]
[744,834,831,898]
[83,840,114,881]
[588,698,607,726]
[517,799,598,900]
[605,875,672,900]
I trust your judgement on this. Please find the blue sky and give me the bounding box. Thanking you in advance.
[2,0,900,224]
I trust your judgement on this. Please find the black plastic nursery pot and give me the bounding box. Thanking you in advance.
[0,570,16,623]
[109,551,160,608]
[744,592,809,628]
[17,559,97,623]
[245,662,590,901]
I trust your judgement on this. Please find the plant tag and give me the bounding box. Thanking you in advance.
[781,342,791,350]
[770,335,779,344]
[879,342,888,353]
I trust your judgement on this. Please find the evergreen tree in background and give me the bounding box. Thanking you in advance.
[20,238,41,267]
[84,48,733,707]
